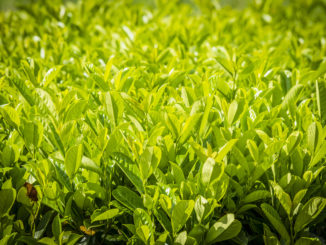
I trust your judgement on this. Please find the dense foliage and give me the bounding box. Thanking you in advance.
[1,0,326,244]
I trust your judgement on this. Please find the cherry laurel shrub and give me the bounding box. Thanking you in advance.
[0,0,326,244]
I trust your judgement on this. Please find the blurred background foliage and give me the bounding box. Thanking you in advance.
[1,0,326,12]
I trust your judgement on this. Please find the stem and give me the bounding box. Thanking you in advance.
[31,203,36,237]
[290,217,294,245]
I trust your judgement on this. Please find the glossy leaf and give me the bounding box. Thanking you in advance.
[294,197,326,233]
[172,200,195,234]
[271,182,292,217]
[92,209,119,222]
[52,214,62,243]
[22,120,43,150]
[64,144,83,178]
[261,203,290,244]
[205,213,241,244]
[0,188,16,216]
[201,157,224,186]
[112,186,144,211]
[242,190,271,204]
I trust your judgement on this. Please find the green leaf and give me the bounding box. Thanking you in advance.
[172,200,195,234]
[11,77,35,106]
[42,66,62,87]
[188,225,206,244]
[175,231,187,245]
[156,232,170,245]
[194,196,207,223]
[35,211,55,239]
[284,131,302,155]
[301,61,326,84]
[122,25,134,41]
[54,164,73,192]
[0,188,16,216]
[104,56,114,82]
[156,48,171,64]
[210,76,231,99]
[212,174,229,201]
[165,112,180,139]
[136,225,151,243]
[112,186,144,211]
[80,156,101,175]
[21,59,37,86]
[65,233,83,245]
[154,208,172,234]
[91,209,119,222]
[113,152,144,194]
[17,236,44,245]
[1,144,19,167]
[194,196,217,224]
[205,213,241,244]
[271,182,292,217]
[281,84,303,110]
[49,122,65,156]
[201,157,224,186]
[293,189,307,211]
[0,234,16,245]
[242,190,271,204]
[178,113,201,145]
[133,208,153,231]
[35,88,57,121]
[261,203,290,244]
[307,122,319,154]
[316,80,326,122]
[294,197,326,233]
[214,139,238,162]
[214,219,242,242]
[17,187,33,206]
[263,224,281,245]
[52,214,62,243]
[247,139,259,162]
[228,100,238,125]
[237,204,257,214]
[170,162,185,185]
[91,73,110,91]
[199,96,213,137]
[295,237,322,245]
[64,100,87,122]
[0,105,20,128]
[215,46,234,77]
[139,146,161,182]
[309,141,326,168]
[104,91,124,128]
[64,144,83,178]
[256,130,272,145]
[22,120,43,150]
